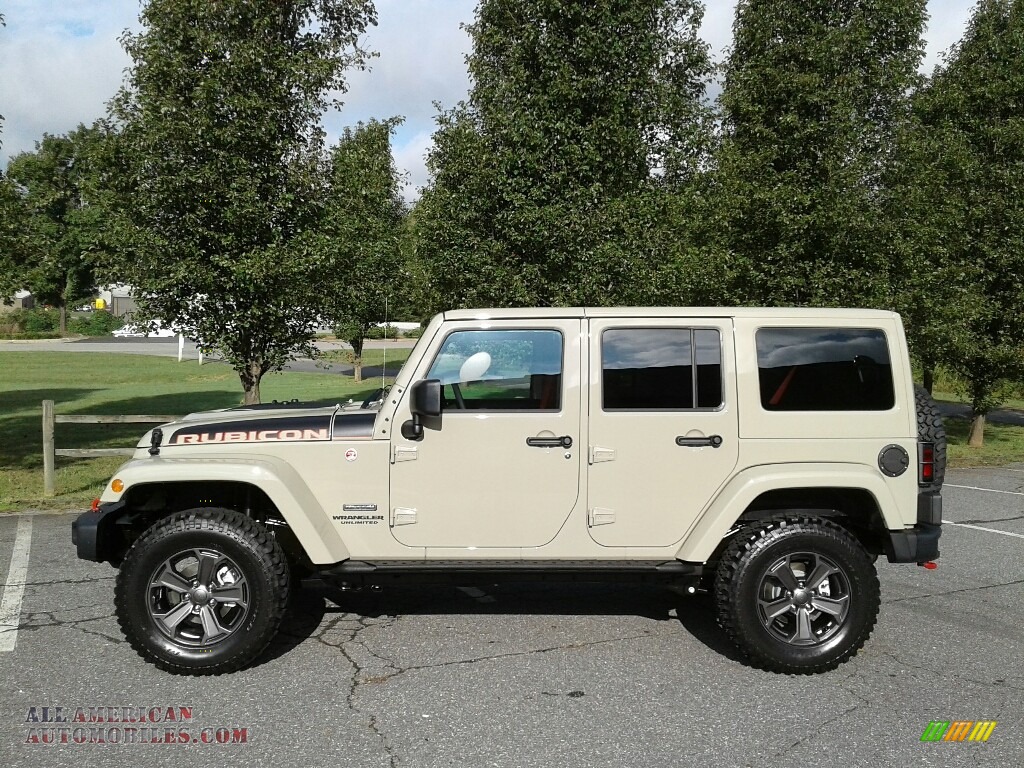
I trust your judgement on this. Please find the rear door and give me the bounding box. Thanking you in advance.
[586,318,739,547]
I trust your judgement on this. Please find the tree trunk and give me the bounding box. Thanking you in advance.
[59,304,68,336]
[348,336,365,383]
[922,367,934,395]
[968,411,986,448]
[240,361,263,405]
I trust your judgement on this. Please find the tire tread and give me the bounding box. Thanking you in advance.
[714,516,880,674]
[115,508,289,676]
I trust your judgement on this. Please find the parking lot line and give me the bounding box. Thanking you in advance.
[946,520,1024,540]
[946,483,1024,496]
[0,516,33,652]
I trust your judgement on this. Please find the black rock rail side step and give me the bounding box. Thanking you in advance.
[308,559,703,588]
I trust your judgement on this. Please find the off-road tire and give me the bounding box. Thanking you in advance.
[714,518,880,674]
[915,386,947,486]
[115,508,289,675]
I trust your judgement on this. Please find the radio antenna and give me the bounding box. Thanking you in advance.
[382,295,388,390]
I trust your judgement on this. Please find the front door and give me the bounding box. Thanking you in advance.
[389,320,584,549]
[586,318,739,547]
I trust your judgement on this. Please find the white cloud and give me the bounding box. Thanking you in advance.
[0,0,137,162]
[393,128,436,203]
[922,0,977,72]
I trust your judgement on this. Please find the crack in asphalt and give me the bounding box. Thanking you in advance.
[7,609,126,645]
[754,665,871,765]
[882,577,1024,605]
[306,609,664,768]
[311,614,401,768]
[762,701,866,764]
[881,650,1024,693]
[15,576,117,587]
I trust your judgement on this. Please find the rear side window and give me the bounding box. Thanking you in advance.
[756,328,894,411]
[602,328,722,410]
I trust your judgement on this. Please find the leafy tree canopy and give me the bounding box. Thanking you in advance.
[316,118,407,381]
[106,0,376,403]
[3,124,115,332]
[906,0,1024,444]
[716,0,927,307]
[416,0,716,310]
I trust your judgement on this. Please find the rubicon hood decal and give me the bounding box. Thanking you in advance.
[169,415,332,445]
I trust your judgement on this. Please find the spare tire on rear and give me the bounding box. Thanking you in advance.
[915,386,947,486]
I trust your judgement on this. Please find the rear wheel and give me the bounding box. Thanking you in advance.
[115,508,289,675]
[714,518,879,674]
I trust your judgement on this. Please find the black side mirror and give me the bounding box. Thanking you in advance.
[411,379,442,418]
[402,379,442,441]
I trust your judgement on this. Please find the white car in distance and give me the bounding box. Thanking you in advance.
[112,320,177,338]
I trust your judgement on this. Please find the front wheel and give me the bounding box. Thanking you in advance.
[714,518,879,674]
[115,508,290,675]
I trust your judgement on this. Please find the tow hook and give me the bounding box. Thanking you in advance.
[918,561,938,570]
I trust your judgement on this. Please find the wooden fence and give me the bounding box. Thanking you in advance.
[41,400,178,496]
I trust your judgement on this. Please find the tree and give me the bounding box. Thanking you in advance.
[0,11,4,148]
[0,174,32,300]
[416,0,716,310]
[715,0,927,308]
[317,119,406,382]
[906,0,1024,446]
[3,124,115,333]
[887,85,975,395]
[106,0,376,404]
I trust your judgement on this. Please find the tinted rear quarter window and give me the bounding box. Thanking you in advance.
[756,328,894,411]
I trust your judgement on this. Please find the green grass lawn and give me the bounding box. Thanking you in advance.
[944,418,1024,467]
[0,352,389,511]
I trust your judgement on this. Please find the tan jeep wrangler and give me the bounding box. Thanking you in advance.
[72,307,945,675]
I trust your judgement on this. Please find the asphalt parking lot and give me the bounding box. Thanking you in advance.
[0,467,1021,768]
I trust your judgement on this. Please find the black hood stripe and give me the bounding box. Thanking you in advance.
[168,412,377,445]
[332,412,377,439]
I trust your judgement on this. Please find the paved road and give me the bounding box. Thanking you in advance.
[0,467,1021,767]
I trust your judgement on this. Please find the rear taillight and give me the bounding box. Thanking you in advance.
[919,443,935,485]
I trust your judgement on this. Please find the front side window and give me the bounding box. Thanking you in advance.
[602,328,723,410]
[756,328,894,411]
[426,329,563,410]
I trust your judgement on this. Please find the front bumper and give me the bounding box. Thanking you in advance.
[884,523,941,563]
[71,500,127,563]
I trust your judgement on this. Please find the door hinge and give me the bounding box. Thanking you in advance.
[391,445,418,464]
[589,446,616,465]
[391,507,417,526]
[588,507,615,527]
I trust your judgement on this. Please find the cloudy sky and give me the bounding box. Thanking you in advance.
[0,0,976,201]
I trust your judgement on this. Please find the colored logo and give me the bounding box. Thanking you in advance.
[920,721,997,742]
[344,448,358,462]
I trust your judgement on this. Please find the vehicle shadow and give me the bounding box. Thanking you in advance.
[258,581,744,666]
